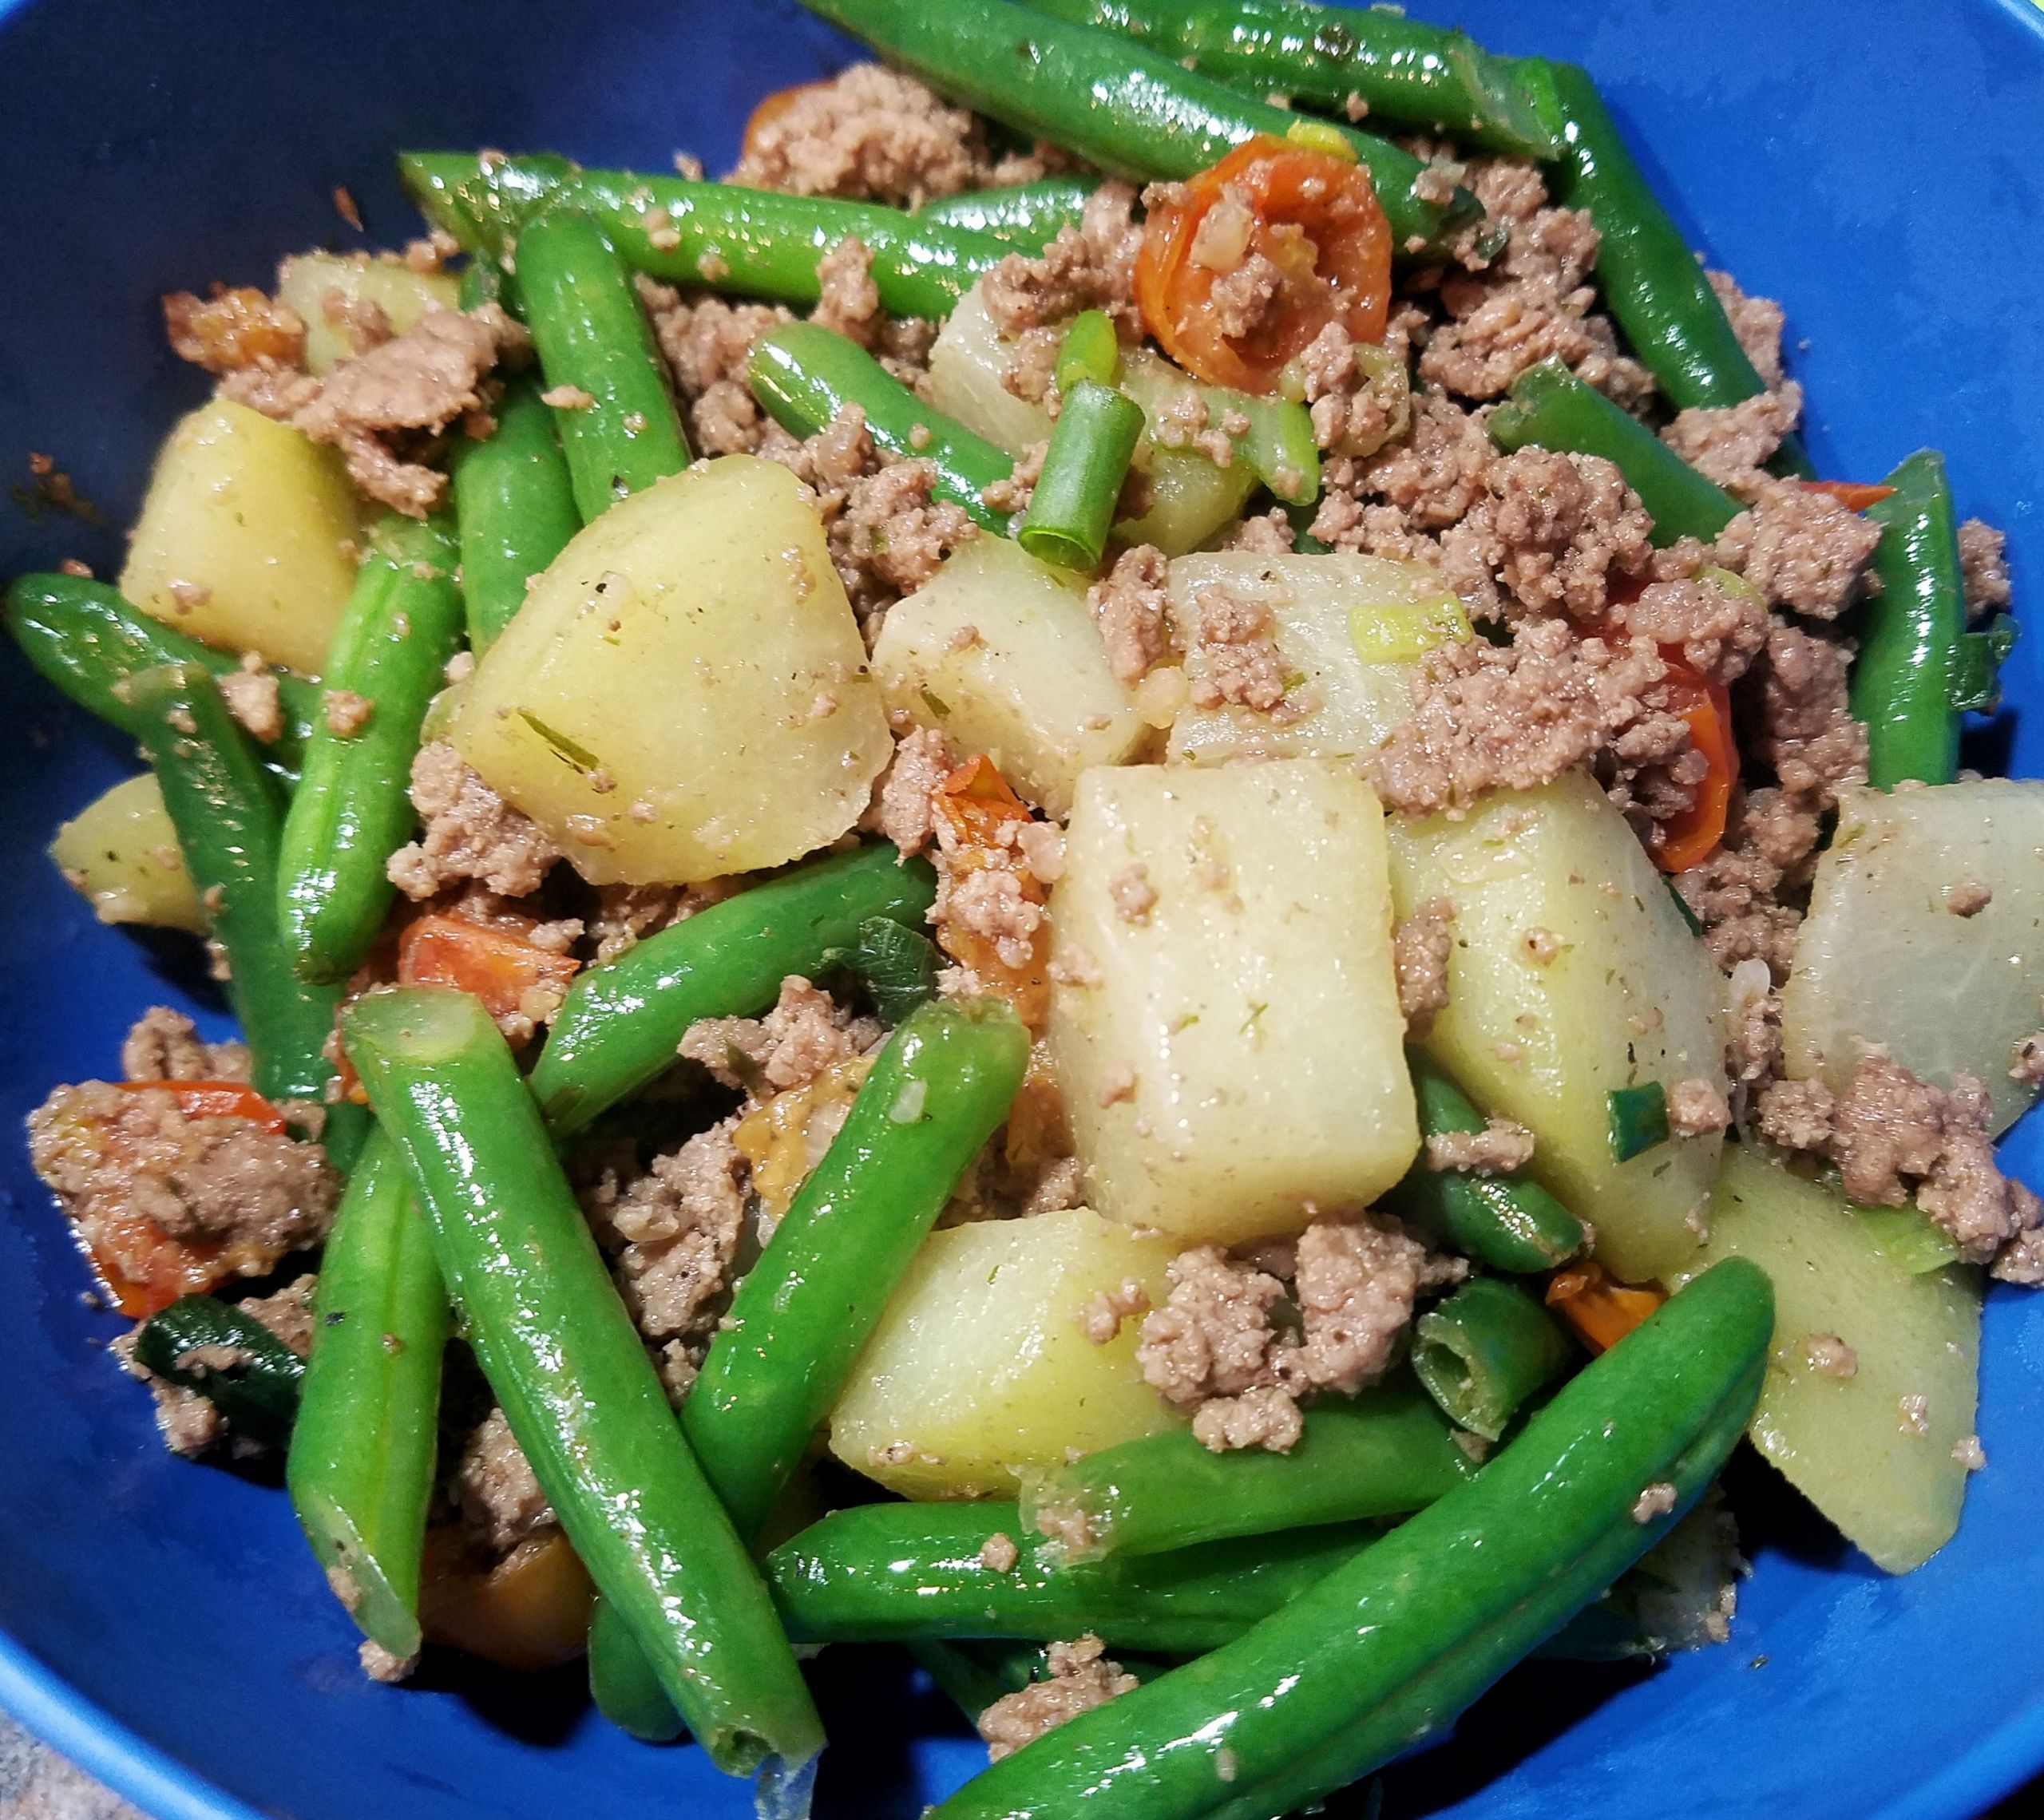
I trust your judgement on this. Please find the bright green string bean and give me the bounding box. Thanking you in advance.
[795,0,1482,257]
[683,997,1029,1541]
[402,152,1010,322]
[1018,1378,1474,1561]
[275,512,465,984]
[450,370,580,652]
[287,1126,450,1660]
[1020,0,1557,158]
[512,204,690,521]
[529,843,936,1137]
[6,574,319,782]
[1851,450,1967,789]
[765,1500,1379,1653]
[125,664,360,1158]
[1411,1276,1575,1442]
[1017,380,1146,572]
[928,1258,1771,1820]
[750,323,1016,532]
[343,985,822,1782]
[1487,358,1739,548]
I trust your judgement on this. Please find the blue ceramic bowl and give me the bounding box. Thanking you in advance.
[3,2,2042,1815]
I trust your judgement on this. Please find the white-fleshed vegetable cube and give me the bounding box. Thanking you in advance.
[1048,760,1419,1244]
[829,1206,1180,1498]
[450,455,890,884]
[872,536,1148,818]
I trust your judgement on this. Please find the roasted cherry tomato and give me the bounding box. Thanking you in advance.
[1136,136,1390,394]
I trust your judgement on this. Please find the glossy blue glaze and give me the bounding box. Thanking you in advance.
[0,1,2039,1816]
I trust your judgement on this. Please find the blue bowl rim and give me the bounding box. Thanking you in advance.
[3,0,2044,1814]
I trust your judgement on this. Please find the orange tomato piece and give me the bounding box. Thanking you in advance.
[1136,135,1390,394]
[1654,663,1737,874]
[397,914,580,1033]
[1546,1260,1666,1355]
[114,1078,291,1134]
[1800,480,1896,512]
[930,756,1051,1030]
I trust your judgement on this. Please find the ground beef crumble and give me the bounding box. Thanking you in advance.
[637,278,794,457]
[1373,615,1683,821]
[761,403,977,631]
[1713,484,1881,621]
[1660,384,1803,502]
[1425,1118,1535,1174]
[1424,157,1650,409]
[580,1122,750,1391]
[864,724,959,857]
[982,183,1143,350]
[1393,898,1456,1035]
[1757,1056,2044,1276]
[455,1407,555,1555]
[1136,1217,1464,1452]
[679,975,883,1102]
[976,1635,1138,1762]
[729,62,1061,208]
[387,741,561,900]
[121,1006,248,1085]
[1958,518,2011,621]
[30,1078,335,1293]
[1087,544,1174,686]
[1707,270,1786,387]
[211,303,531,516]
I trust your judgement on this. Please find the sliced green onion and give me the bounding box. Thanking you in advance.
[1606,1082,1670,1161]
[1056,310,1122,391]
[1018,380,1147,572]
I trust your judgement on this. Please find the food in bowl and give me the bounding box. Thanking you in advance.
[9,0,2036,1811]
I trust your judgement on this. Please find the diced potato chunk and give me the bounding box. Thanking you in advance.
[1781,779,2044,1134]
[829,1206,1180,1498]
[1384,774,1725,1284]
[1670,1146,1981,1574]
[450,455,891,885]
[1048,761,1418,1244]
[119,399,362,675]
[49,774,206,935]
[275,252,461,376]
[927,283,1055,461]
[1165,552,1465,767]
[872,536,1148,817]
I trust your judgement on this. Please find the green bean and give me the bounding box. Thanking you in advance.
[1850,450,1968,789]
[1019,1378,1474,1560]
[917,177,1099,247]
[1020,0,1556,158]
[125,667,358,1151]
[927,1258,1771,1820]
[5,574,319,781]
[1017,381,1147,572]
[765,1501,1378,1653]
[401,152,1008,322]
[512,204,690,521]
[275,514,465,985]
[1486,358,1739,548]
[750,323,1016,532]
[450,372,579,652]
[286,1126,450,1660]
[132,1293,304,1449]
[1411,1277,1574,1442]
[796,0,1482,258]
[589,1594,688,1743]
[530,843,936,1136]
[1516,60,1806,478]
[343,985,822,1782]
[684,998,1029,1540]
[1380,1057,1585,1272]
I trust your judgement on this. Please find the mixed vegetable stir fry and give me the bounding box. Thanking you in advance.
[13,1,2038,1814]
